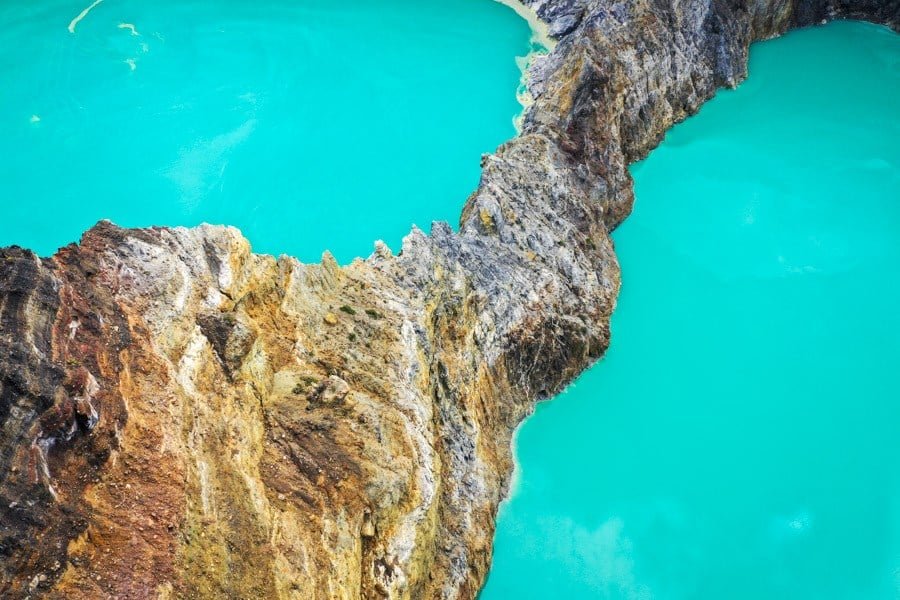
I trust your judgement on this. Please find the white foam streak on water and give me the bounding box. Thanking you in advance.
[118,23,140,36]
[67,0,105,34]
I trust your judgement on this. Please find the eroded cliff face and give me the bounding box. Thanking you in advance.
[1,0,897,598]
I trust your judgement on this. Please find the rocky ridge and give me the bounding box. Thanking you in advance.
[1,0,897,597]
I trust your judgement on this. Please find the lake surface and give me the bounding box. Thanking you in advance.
[0,0,531,262]
[483,21,900,600]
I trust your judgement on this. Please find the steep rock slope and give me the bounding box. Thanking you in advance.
[0,0,897,597]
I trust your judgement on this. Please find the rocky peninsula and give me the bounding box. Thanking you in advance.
[1,0,897,598]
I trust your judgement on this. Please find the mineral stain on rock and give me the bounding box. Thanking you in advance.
[0,0,898,598]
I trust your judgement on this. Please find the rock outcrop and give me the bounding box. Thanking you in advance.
[1,0,897,598]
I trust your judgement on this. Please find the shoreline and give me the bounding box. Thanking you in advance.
[494,0,556,130]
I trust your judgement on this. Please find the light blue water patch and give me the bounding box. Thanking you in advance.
[483,21,900,600]
[0,0,532,262]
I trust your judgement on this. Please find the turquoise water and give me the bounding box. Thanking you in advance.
[483,21,900,600]
[0,0,531,262]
